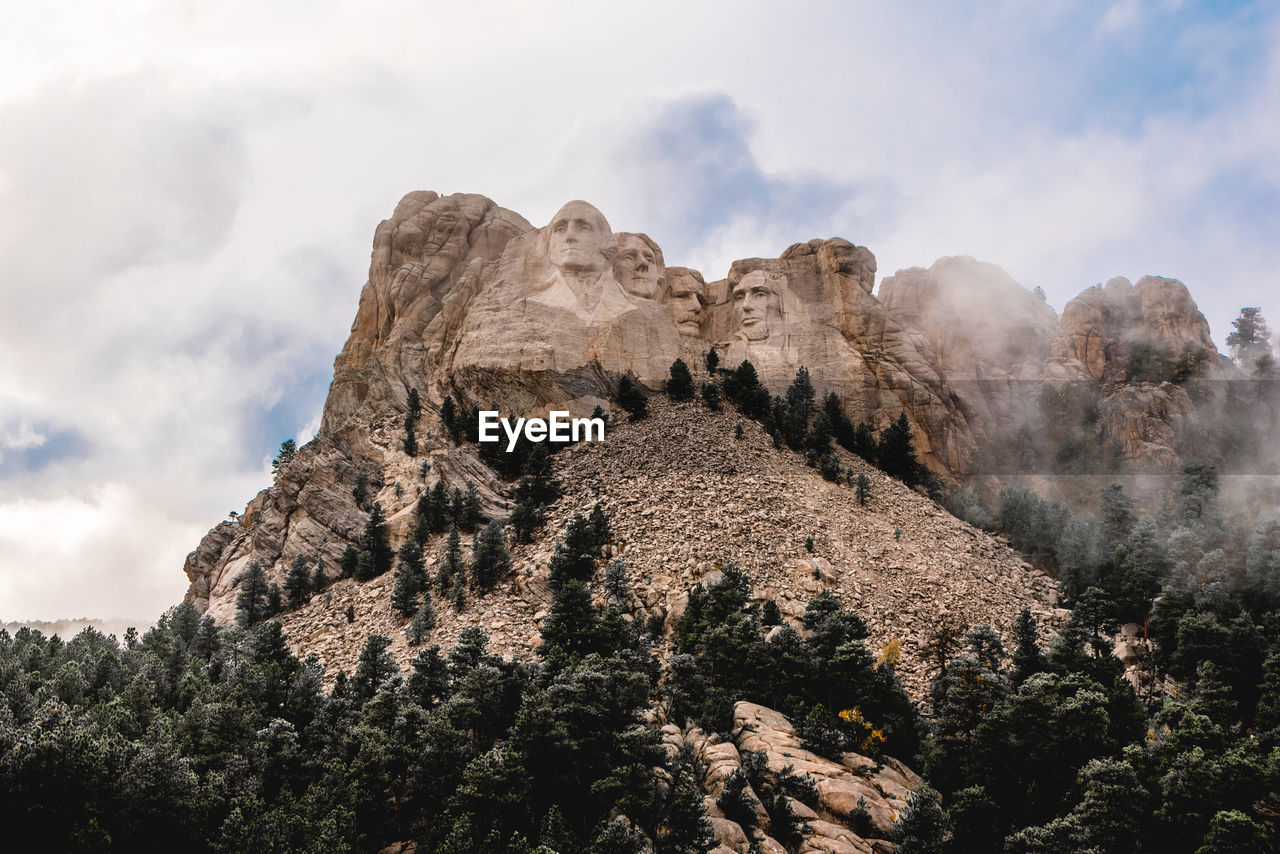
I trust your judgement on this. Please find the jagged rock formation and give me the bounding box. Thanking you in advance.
[184,188,1228,685]
[660,701,921,853]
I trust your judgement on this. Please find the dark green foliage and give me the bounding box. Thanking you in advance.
[605,560,629,608]
[877,412,923,487]
[514,445,560,508]
[358,501,393,580]
[508,502,543,544]
[704,347,719,373]
[352,471,370,509]
[236,561,270,627]
[804,535,814,552]
[351,633,399,702]
[854,472,871,505]
[404,387,421,456]
[700,381,721,411]
[284,554,311,610]
[1196,809,1271,854]
[438,526,464,596]
[716,769,756,829]
[761,599,781,627]
[339,544,359,578]
[272,438,297,475]
[667,359,695,400]
[850,421,877,462]
[391,543,423,617]
[588,502,612,547]
[310,556,329,594]
[819,452,841,481]
[470,521,511,593]
[734,422,744,439]
[1011,607,1045,684]
[416,481,450,541]
[441,393,464,442]
[548,513,599,589]
[617,375,649,420]
[723,360,771,421]
[891,785,949,854]
[407,593,436,645]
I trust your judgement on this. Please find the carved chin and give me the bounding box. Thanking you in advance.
[677,320,701,335]
[741,320,768,341]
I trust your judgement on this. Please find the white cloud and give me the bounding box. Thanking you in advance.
[0,0,1278,619]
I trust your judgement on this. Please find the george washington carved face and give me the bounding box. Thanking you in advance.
[732,270,784,341]
[547,200,612,275]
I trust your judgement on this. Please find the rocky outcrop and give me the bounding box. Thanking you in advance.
[657,701,920,853]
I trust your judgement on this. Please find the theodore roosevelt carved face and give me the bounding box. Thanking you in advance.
[732,270,784,341]
[662,268,706,336]
[613,233,664,300]
[547,200,612,275]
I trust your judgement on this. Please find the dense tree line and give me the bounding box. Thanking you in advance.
[0,586,711,852]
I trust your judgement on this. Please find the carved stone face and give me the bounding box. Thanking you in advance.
[547,201,611,274]
[663,269,705,336]
[614,234,663,299]
[733,270,781,341]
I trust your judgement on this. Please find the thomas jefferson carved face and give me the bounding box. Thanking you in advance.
[663,268,705,336]
[613,233,664,299]
[732,270,783,341]
[547,201,611,274]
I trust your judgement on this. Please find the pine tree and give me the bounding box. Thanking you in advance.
[339,545,359,578]
[588,502,612,548]
[352,634,400,702]
[844,422,873,465]
[358,501,393,579]
[855,472,871,505]
[438,526,463,596]
[236,561,270,627]
[604,560,629,608]
[271,439,297,475]
[460,482,484,531]
[891,785,949,854]
[1011,607,1045,683]
[417,481,450,541]
[470,521,511,593]
[1227,307,1272,368]
[700,381,721,411]
[352,472,369,509]
[391,557,421,617]
[617,375,649,420]
[441,393,462,442]
[549,513,600,589]
[877,413,921,486]
[407,593,437,646]
[705,347,719,374]
[266,583,282,616]
[667,359,695,400]
[514,445,560,508]
[450,559,467,609]
[284,554,311,609]
[806,411,833,455]
[311,556,328,593]
[508,502,543,544]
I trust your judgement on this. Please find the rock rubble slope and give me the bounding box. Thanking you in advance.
[274,397,1063,701]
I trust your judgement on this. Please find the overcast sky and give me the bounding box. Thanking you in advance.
[1,0,1278,620]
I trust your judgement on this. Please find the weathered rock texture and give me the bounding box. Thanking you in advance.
[264,399,1063,701]
[657,701,921,853]
[184,190,1228,687]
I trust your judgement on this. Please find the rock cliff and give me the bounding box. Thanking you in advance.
[184,188,1227,657]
